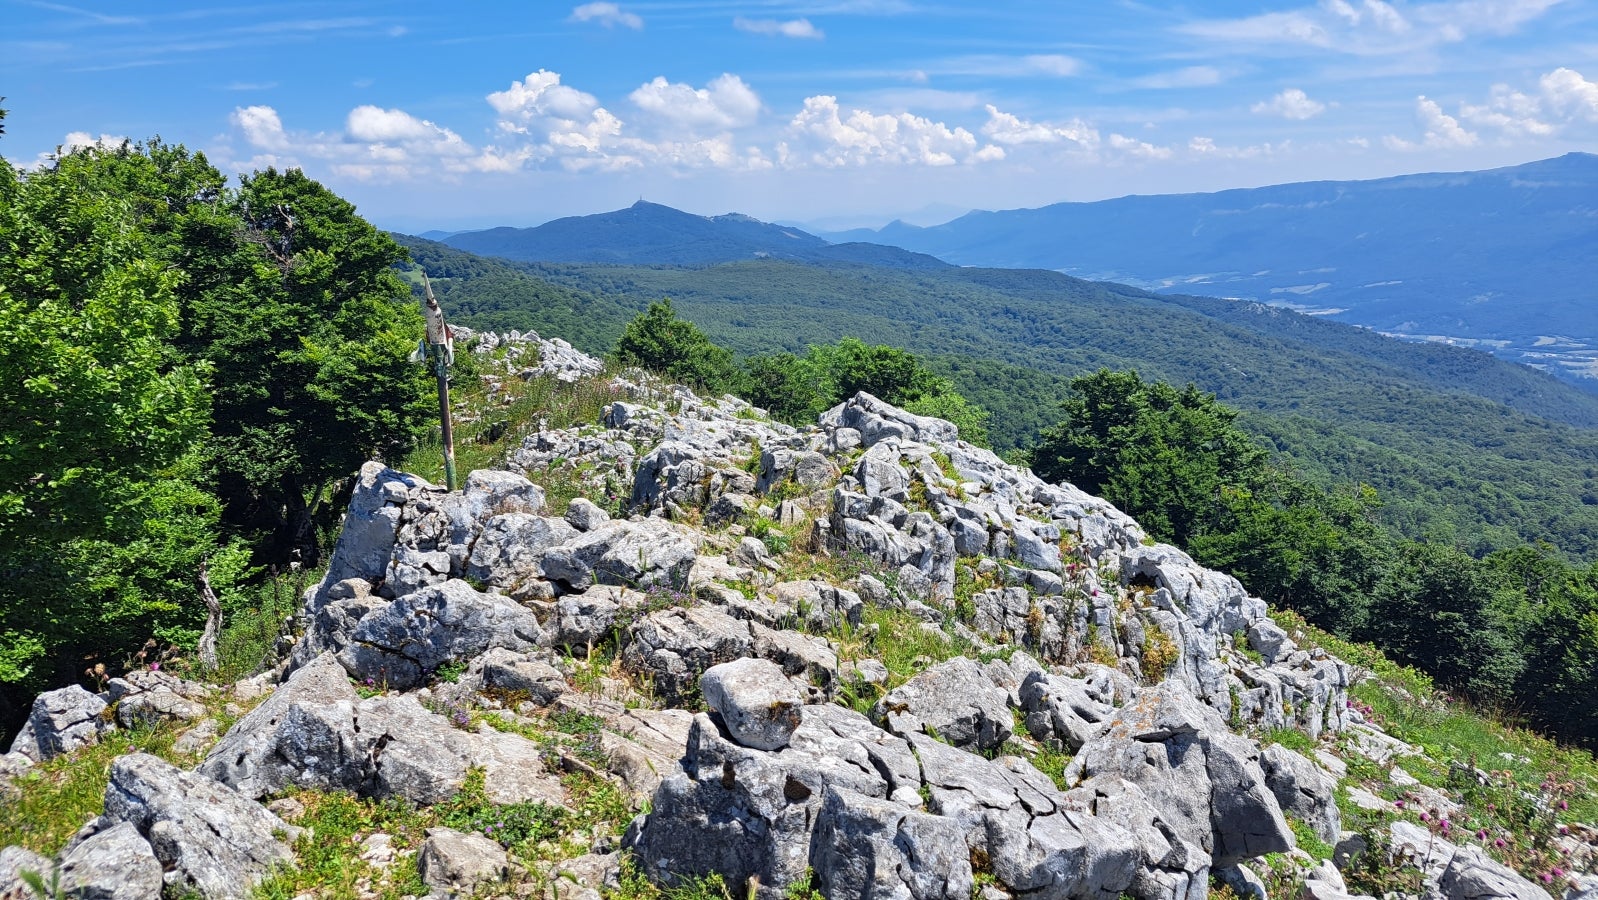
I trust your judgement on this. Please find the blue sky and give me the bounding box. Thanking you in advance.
[4,0,1596,233]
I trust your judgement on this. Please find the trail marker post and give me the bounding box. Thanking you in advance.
[416,273,457,490]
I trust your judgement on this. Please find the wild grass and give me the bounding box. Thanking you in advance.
[0,727,179,856]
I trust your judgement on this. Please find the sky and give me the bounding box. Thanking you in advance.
[4,0,1597,234]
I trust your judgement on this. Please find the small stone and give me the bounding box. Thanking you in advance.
[700,658,803,751]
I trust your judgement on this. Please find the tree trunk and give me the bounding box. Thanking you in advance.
[197,559,222,672]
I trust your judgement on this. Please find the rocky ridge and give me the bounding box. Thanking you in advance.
[0,331,1589,900]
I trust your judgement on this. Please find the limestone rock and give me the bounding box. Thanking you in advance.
[873,657,1012,754]
[106,670,212,730]
[418,827,513,895]
[1260,743,1341,846]
[339,579,545,690]
[58,820,164,900]
[103,753,294,900]
[701,658,804,752]
[8,685,112,762]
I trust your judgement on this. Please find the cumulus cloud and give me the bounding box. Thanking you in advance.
[733,16,824,39]
[1385,96,1477,150]
[1252,88,1327,120]
[480,70,777,173]
[1540,67,1598,121]
[629,74,761,131]
[785,95,998,167]
[569,2,642,29]
[980,105,1099,150]
[1107,133,1173,160]
[224,104,495,182]
[1398,67,1597,148]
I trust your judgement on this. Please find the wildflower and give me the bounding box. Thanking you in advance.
[1558,800,1569,810]
[1495,837,1507,848]
[1476,829,1489,841]
[1395,800,1406,809]
[1553,868,1565,878]
[1419,811,1430,823]
[1560,825,1571,835]
[150,662,160,672]
[1541,874,1554,884]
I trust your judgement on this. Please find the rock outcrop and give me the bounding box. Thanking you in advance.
[0,345,1587,900]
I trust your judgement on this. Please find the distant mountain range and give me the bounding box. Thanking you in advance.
[443,201,949,270]
[822,153,1598,384]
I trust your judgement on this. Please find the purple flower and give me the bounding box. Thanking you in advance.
[149,662,160,672]
[1395,800,1406,809]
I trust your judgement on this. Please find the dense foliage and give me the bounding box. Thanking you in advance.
[1037,369,1598,747]
[610,300,990,445]
[0,133,428,727]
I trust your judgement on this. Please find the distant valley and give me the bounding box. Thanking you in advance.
[821,153,1598,387]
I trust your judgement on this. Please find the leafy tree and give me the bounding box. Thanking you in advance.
[614,298,743,393]
[38,145,431,561]
[1033,369,1267,545]
[0,147,236,691]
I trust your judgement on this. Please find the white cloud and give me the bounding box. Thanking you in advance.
[225,104,493,181]
[1181,0,1562,55]
[1134,66,1224,89]
[1252,88,1327,120]
[1186,136,1282,159]
[629,74,761,131]
[1540,67,1598,121]
[786,95,998,167]
[733,16,824,39]
[1415,67,1598,146]
[1384,96,1478,150]
[980,105,1099,150]
[569,2,642,30]
[1107,133,1173,160]
[1459,84,1554,136]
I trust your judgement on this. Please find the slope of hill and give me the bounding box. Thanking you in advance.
[394,235,1598,561]
[826,153,1598,384]
[443,200,949,270]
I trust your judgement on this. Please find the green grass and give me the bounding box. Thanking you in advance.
[1282,603,1598,887]
[0,727,180,856]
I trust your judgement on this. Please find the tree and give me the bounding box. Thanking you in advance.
[37,146,432,561]
[614,298,743,393]
[0,148,229,690]
[1033,369,1267,545]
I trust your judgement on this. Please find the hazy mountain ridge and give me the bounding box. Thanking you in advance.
[823,153,1598,383]
[443,200,949,270]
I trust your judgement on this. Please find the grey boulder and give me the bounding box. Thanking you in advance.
[701,658,804,751]
[872,657,1013,754]
[8,685,112,762]
[58,820,164,900]
[102,753,295,900]
[418,827,514,895]
[339,579,545,689]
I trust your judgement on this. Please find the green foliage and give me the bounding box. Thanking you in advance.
[744,337,991,446]
[438,768,565,849]
[615,298,743,394]
[1033,369,1268,546]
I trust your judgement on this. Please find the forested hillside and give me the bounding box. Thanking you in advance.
[393,236,1598,562]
